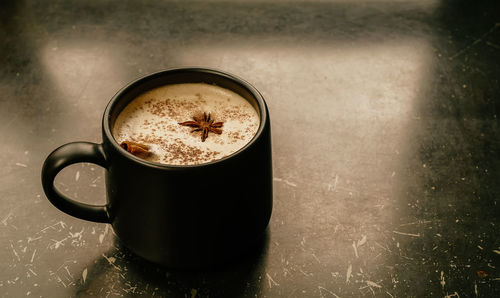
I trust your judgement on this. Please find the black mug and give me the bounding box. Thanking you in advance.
[41,68,273,268]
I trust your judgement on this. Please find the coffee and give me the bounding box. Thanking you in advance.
[112,83,260,165]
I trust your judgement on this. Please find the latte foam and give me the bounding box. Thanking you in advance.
[112,83,260,165]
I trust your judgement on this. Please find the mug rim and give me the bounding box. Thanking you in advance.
[102,67,268,169]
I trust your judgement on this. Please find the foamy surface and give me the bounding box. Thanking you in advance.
[113,83,260,165]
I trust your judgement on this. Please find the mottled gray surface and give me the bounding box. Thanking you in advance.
[1,0,500,297]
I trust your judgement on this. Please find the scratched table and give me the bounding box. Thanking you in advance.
[1,0,500,297]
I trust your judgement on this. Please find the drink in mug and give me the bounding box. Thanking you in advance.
[41,68,272,267]
[113,83,260,165]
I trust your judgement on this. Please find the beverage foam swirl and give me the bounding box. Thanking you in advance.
[112,83,260,165]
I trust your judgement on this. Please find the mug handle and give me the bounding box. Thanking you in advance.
[41,142,111,223]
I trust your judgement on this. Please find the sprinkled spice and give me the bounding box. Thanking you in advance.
[113,83,259,165]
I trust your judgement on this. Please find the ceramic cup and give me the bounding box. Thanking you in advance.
[41,68,273,268]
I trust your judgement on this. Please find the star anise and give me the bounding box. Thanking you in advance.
[120,141,151,158]
[178,112,223,142]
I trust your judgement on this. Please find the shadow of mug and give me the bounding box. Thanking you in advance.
[41,68,273,268]
[75,230,270,297]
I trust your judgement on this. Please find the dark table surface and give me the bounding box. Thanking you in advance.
[1,0,500,297]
